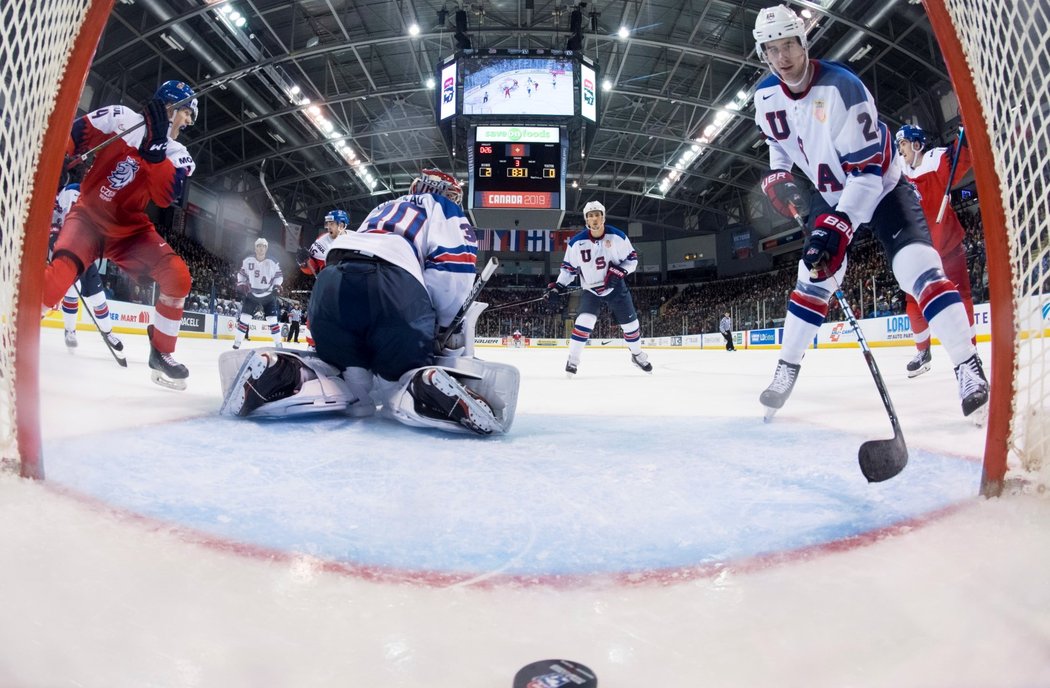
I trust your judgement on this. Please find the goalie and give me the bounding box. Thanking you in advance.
[218,168,518,435]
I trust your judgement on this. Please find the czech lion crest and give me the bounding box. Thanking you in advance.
[107,156,140,190]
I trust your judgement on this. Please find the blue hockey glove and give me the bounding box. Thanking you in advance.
[803,211,854,281]
[546,281,568,299]
[139,98,169,164]
[760,170,806,219]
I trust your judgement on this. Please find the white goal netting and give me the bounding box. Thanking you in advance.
[936,0,1050,488]
[0,0,98,475]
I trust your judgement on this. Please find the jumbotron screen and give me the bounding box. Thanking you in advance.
[461,56,575,117]
[470,126,563,210]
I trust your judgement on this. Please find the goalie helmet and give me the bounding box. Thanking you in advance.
[154,80,198,124]
[753,5,808,61]
[410,168,462,205]
[896,124,927,149]
[582,200,605,217]
[324,209,350,227]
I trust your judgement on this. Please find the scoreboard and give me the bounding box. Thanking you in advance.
[467,125,567,230]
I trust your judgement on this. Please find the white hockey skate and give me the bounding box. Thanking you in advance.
[760,359,801,422]
[409,368,500,435]
[565,360,578,378]
[906,347,932,378]
[63,329,77,349]
[631,351,653,373]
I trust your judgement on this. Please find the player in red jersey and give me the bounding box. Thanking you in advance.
[896,124,977,378]
[42,80,198,389]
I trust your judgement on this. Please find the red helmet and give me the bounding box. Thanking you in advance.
[410,168,462,205]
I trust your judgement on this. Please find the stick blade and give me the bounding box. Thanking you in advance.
[858,433,908,483]
[513,659,597,688]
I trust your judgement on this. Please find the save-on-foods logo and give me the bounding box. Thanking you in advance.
[583,78,595,105]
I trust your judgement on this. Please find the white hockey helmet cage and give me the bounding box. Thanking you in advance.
[255,237,268,249]
[583,200,605,217]
[753,5,808,61]
[410,168,463,205]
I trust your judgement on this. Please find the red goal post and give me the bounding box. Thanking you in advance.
[0,0,115,479]
[922,1,1050,495]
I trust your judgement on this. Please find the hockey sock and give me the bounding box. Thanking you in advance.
[234,316,251,345]
[894,243,975,366]
[84,290,113,333]
[267,316,281,344]
[781,277,832,365]
[152,292,185,354]
[568,312,596,363]
[61,289,79,332]
[621,319,643,355]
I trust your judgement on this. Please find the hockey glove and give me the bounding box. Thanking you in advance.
[606,264,628,284]
[803,211,854,281]
[139,98,170,164]
[435,324,466,356]
[237,283,250,297]
[760,170,806,219]
[295,247,311,267]
[546,281,568,300]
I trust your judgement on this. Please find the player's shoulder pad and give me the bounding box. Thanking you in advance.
[756,72,781,92]
[567,228,592,246]
[603,225,628,240]
[814,60,869,109]
[429,194,468,220]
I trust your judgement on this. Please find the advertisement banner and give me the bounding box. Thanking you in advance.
[748,328,778,347]
[180,311,207,333]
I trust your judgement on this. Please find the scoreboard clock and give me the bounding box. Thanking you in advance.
[467,125,568,230]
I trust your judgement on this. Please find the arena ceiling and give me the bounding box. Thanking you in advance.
[84,0,958,234]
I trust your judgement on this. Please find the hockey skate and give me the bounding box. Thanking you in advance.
[631,351,653,373]
[147,325,189,391]
[104,331,124,352]
[906,347,932,378]
[232,340,241,350]
[565,360,578,378]
[760,359,801,422]
[954,353,989,426]
[409,368,499,435]
[63,329,77,349]
[220,350,302,417]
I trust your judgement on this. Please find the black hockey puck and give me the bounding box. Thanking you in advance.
[513,659,597,687]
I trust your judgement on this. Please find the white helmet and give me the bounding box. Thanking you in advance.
[255,238,268,249]
[753,5,808,61]
[582,200,605,216]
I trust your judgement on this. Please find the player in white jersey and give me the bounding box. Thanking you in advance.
[49,184,123,353]
[217,168,519,436]
[296,208,349,276]
[547,200,652,376]
[232,238,284,349]
[751,5,987,422]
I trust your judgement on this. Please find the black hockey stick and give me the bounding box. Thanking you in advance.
[69,64,270,166]
[437,256,499,349]
[259,158,292,232]
[72,282,127,367]
[935,126,965,224]
[791,208,907,482]
[484,287,581,313]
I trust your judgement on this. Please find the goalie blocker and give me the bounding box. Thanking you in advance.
[218,348,519,436]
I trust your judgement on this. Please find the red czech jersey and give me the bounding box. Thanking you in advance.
[900,141,970,254]
[67,104,195,235]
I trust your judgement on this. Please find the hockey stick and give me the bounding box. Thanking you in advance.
[438,256,499,349]
[484,287,581,313]
[69,64,269,166]
[259,158,292,231]
[935,127,965,224]
[791,207,907,482]
[72,282,127,367]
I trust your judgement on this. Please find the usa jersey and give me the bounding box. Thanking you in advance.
[237,256,284,298]
[754,60,900,225]
[555,226,638,295]
[67,105,195,233]
[326,193,478,327]
[901,142,970,254]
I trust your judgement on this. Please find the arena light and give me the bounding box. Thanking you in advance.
[408,23,421,36]
[618,26,630,39]
[425,78,436,89]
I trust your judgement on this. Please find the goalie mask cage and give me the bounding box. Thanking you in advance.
[0,0,115,479]
[1,3,1047,494]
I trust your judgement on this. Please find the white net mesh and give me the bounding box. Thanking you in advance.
[0,0,95,470]
[942,1,1050,484]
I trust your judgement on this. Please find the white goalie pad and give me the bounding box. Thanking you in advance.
[380,357,520,434]
[218,348,361,418]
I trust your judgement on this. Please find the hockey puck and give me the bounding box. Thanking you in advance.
[513,659,597,687]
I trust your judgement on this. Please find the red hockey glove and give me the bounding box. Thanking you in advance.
[604,264,628,287]
[139,98,169,164]
[237,283,250,297]
[760,170,805,219]
[803,211,854,281]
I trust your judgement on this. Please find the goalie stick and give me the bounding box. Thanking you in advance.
[437,256,499,350]
[790,207,908,483]
[71,282,127,368]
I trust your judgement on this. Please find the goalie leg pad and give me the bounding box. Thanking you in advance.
[218,348,357,418]
[434,356,520,431]
[382,366,505,435]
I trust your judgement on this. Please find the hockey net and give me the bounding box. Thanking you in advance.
[0,0,113,478]
[923,1,1050,494]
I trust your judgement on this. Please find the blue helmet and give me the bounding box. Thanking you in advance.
[895,124,926,149]
[324,209,350,227]
[154,80,198,124]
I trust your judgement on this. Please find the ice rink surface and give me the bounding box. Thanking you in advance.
[2,328,1049,687]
